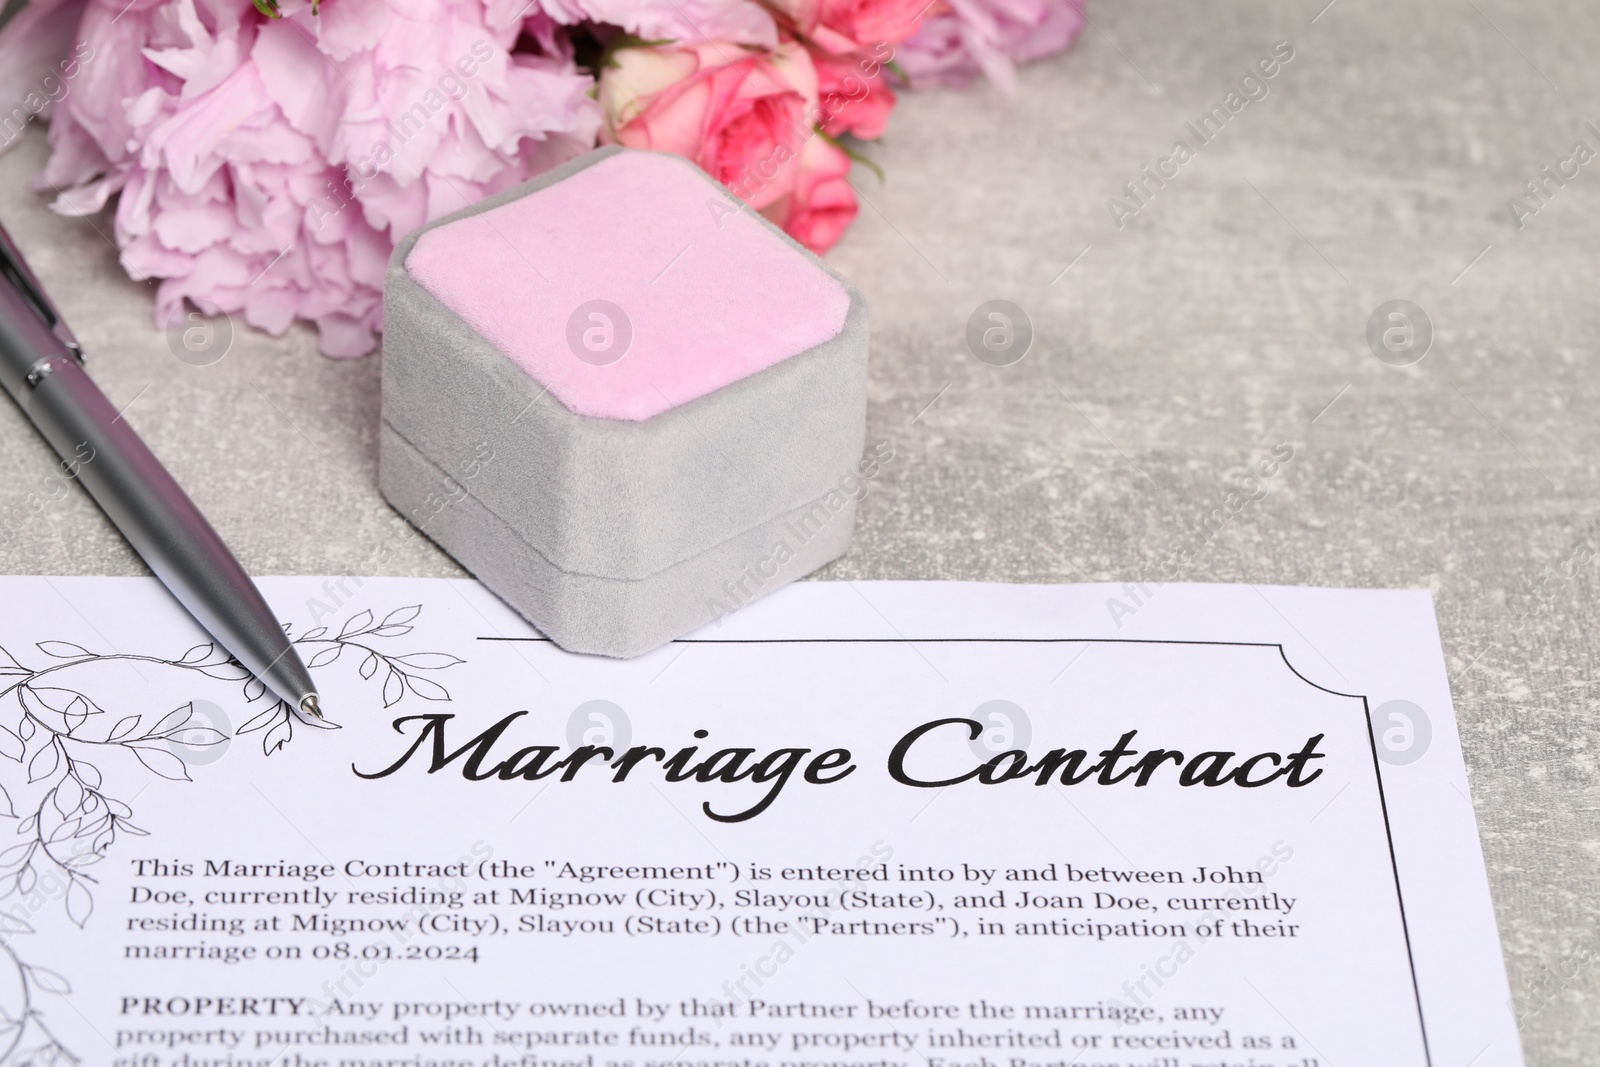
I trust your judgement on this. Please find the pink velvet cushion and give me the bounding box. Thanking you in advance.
[404,151,851,422]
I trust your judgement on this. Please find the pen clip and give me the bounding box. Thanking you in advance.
[0,220,84,361]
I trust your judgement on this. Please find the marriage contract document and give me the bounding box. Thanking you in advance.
[0,579,1519,1067]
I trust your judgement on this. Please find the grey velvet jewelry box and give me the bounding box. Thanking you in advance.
[379,147,869,657]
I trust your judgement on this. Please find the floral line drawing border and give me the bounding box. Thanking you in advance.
[0,926,75,1065]
[0,603,462,1064]
[238,605,463,756]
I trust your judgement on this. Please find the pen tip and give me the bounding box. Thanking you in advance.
[300,694,323,720]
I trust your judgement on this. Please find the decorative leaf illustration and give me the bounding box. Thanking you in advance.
[64,696,91,733]
[382,668,404,708]
[180,643,214,663]
[381,605,422,628]
[24,963,72,995]
[127,744,191,783]
[338,609,374,638]
[0,725,21,762]
[64,879,93,927]
[393,653,464,670]
[51,778,82,818]
[148,705,193,739]
[0,784,12,819]
[263,715,292,756]
[371,605,423,637]
[35,642,91,660]
[238,704,284,735]
[26,744,58,784]
[107,717,140,742]
[307,646,342,668]
[197,661,251,680]
[359,653,379,680]
[46,818,80,845]
[404,675,450,702]
[0,645,27,676]
[171,728,227,748]
[24,688,76,713]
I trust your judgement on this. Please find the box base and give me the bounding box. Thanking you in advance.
[379,421,857,657]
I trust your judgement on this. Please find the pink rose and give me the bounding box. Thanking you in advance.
[811,45,895,139]
[768,0,928,55]
[766,135,858,254]
[598,39,858,252]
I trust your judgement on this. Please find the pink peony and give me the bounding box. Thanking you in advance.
[597,38,859,253]
[538,0,778,49]
[2,0,598,357]
[0,0,91,145]
[896,0,1086,93]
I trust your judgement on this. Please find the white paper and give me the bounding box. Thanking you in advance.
[0,577,1519,1067]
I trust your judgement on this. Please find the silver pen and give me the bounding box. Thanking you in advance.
[0,220,321,720]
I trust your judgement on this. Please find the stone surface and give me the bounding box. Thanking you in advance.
[1,0,1596,1060]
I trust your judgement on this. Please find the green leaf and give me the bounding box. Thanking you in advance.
[818,130,885,183]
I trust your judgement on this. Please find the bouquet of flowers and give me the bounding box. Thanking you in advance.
[0,0,1083,356]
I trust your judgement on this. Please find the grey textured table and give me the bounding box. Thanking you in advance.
[2,0,1596,1060]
